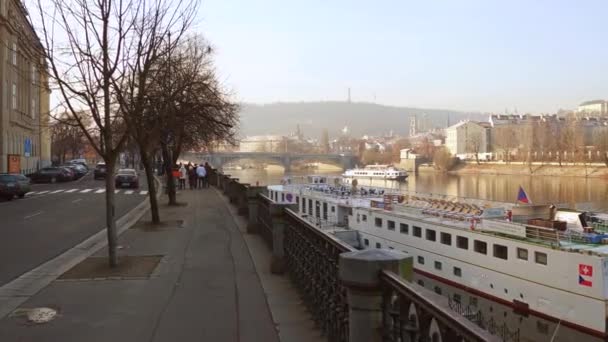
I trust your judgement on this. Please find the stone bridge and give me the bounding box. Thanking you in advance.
[182,152,359,171]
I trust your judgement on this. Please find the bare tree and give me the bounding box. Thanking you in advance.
[593,127,608,166]
[493,125,517,163]
[33,0,196,267]
[320,129,330,154]
[466,132,482,165]
[433,147,454,172]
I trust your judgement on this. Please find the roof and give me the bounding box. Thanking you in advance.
[579,100,606,106]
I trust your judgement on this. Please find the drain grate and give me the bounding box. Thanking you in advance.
[11,307,59,324]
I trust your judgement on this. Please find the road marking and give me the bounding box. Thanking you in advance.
[95,189,106,194]
[71,198,83,203]
[114,190,120,194]
[139,190,148,195]
[65,189,79,193]
[24,211,43,219]
[25,192,36,196]
[80,189,93,193]
[124,190,134,195]
[36,191,49,195]
[49,190,64,194]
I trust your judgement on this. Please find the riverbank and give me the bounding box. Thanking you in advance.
[419,162,608,178]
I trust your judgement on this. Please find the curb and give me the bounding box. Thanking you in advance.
[0,176,162,319]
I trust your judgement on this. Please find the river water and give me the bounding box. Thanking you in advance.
[224,167,608,341]
[225,168,608,210]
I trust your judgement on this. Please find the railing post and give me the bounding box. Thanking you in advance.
[237,183,250,216]
[269,202,297,274]
[339,250,412,342]
[245,186,266,234]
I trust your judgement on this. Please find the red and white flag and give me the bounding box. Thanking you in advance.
[579,264,593,287]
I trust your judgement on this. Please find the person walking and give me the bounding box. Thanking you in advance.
[203,162,212,188]
[179,164,187,190]
[196,163,206,189]
[189,164,198,189]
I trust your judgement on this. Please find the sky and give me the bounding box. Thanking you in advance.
[192,0,608,113]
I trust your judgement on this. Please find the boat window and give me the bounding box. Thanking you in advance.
[426,229,436,241]
[456,236,469,249]
[322,202,328,220]
[302,197,306,212]
[453,293,462,303]
[387,220,395,231]
[453,267,462,277]
[413,226,422,237]
[400,223,409,234]
[434,286,442,295]
[308,199,313,215]
[281,193,285,202]
[356,213,360,222]
[376,242,381,249]
[375,217,383,228]
[536,321,549,335]
[364,239,369,246]
[535,251,547,265]
[517,248,528,260]
[331,206,335,213]
[474,240,487,255]
[362,214,367,222]
[440,232,451,245]
[296,196,299,207]
[417,256,425,264]
[418,279,425,287]
[434,261,442,270]
[493,244,508,260]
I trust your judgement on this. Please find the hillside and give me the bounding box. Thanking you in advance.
[238,101,485,139]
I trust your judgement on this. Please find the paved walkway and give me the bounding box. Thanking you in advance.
[0,189,281,342]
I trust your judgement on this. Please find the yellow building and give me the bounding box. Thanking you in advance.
[0,0,50,174]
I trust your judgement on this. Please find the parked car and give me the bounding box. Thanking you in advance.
[115,169,139,188]
[94,163,107,180]
[67,159,89,170]
[29,167,73,183]
[0,174,30,200]
[60,164,87,179]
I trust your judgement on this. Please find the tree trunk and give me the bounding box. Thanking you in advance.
[141,150,160,224]
[104,157,118,267]
[161,143,177,205]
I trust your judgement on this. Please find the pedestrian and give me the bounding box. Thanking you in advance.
[179,164,187,190]
[204,162,212,188]
[189,164,198,189]
[196,163,206,189]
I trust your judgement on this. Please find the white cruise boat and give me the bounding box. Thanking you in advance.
[267,176,608,341]
[343,164,407,181]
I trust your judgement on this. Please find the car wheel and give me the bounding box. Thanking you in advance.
[5,195,13,201]
[18,193,25,199]
[50,177,57,184]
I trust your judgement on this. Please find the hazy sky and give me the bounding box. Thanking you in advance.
[193,0,608,113]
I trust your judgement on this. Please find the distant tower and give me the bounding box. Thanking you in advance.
[409,115,417,136]
[347,88,351,103]
[447,113,451,127]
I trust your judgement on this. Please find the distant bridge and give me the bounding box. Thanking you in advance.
[182,151,359,171]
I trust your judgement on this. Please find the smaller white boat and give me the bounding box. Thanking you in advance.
[342,164,408,181]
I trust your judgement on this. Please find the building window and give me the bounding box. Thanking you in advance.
[12,82,16,109]
[387,220,395,231]
[493,244,508,260]
[456,236,468,249]
[453,267,462,277]
[426,229,436,241]
[535,252,548,265]
[376,242,381,249]
[474,240,487,255]
[413,226,422,237]
[400,223,409,234]
[364,239,369,246]
[517,248,528,260]
[434,261,442,270]
[362,214,367,222]
[440,232,452,245]
[375,217,382,228]
[11,42,16,65]
[417,256,424,265]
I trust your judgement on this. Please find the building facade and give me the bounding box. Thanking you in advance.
[578,100,608,117]
[0,0,50,174]
[444,121,489,158]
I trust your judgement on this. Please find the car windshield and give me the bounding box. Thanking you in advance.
[117,170,136,176]
[0,175,15,181]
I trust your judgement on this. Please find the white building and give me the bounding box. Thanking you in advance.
[445,121,489,158]
[578,100,608,116]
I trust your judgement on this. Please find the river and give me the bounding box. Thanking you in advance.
[224,168,608,211]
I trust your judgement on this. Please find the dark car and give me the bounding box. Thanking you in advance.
[29,167,73,183]
[0,174,30,200]
[94,163,107,180]
[60,164,87,179]
[115,169,139,188]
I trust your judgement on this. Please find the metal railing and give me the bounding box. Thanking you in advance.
[284,208,353,342]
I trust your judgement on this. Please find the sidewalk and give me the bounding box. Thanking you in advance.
[0,188,283,342]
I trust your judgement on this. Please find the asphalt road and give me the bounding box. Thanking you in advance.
[0,171,150,286]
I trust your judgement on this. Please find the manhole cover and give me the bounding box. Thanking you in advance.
[12,307,58,324]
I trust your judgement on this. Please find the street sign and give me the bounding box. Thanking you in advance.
[24,138,31,157]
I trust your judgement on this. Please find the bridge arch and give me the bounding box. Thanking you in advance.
[181,152,359,171]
